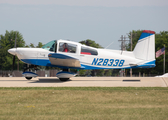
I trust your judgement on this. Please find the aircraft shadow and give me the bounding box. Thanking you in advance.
[31,78,124,83]
[30,78,72,83]
[29,77,140,83]
[72,80,122,81]
[0,80,27,81]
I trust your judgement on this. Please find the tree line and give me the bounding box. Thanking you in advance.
[0,30,168,76]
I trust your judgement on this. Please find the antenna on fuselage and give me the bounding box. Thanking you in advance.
[105,41,114,49]
[118,35,129,54]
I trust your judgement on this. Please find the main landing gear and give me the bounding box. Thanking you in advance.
[23,66,76,81]
[59,78,69,81]
[25,77,33,80]
[56,69,76,81]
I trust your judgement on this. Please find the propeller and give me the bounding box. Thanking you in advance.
[12,33,17,71]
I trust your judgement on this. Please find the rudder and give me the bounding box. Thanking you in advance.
[133,30,155,61]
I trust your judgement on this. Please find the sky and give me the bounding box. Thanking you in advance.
[0,0,168,50]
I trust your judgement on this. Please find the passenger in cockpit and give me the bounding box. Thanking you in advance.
[63,43,69,52]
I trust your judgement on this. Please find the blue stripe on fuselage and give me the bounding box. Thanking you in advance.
[20,59,82,69]
[21,59,52,67]
[81,60,156,69]
[20,59,155,70]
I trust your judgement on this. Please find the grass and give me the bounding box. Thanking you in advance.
[0,87,168,120]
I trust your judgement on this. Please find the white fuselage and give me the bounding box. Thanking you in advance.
[8,39,153,70]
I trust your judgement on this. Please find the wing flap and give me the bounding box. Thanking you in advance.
[129,63,138,66]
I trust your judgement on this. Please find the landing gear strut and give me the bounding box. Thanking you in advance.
[23,65,39,72]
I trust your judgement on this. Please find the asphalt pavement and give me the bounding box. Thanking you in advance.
[0,77,167,87]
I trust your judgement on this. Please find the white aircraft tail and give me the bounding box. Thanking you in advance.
[133,30,155,61]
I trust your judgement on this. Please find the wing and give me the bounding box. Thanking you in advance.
[48,53,81,68]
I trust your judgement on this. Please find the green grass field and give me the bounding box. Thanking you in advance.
[0,87,168,120]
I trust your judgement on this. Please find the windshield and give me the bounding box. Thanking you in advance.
[42,40,57,52]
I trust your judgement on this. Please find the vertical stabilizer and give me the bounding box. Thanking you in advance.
[133,30,155,61]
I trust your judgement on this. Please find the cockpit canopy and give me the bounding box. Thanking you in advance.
[42,40,98,55]
[41,40,77,53]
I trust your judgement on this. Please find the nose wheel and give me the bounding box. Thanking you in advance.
[23,65,39,80]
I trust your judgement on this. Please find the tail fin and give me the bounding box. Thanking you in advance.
[133,30,155,61]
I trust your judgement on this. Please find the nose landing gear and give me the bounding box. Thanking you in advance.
[23,65,39,80]
[22,71,38,80]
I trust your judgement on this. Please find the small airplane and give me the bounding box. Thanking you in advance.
[8,30,156,81]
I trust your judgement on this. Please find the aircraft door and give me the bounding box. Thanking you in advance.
[49,42,81,67]
[80,46,98,65]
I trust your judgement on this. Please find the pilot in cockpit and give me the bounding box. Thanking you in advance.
[62,43,69,52]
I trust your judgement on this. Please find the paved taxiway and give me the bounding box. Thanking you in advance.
[0,77,168,87]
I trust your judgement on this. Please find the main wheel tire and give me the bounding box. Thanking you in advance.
[25,77,32,80]
[59,78,69,81]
